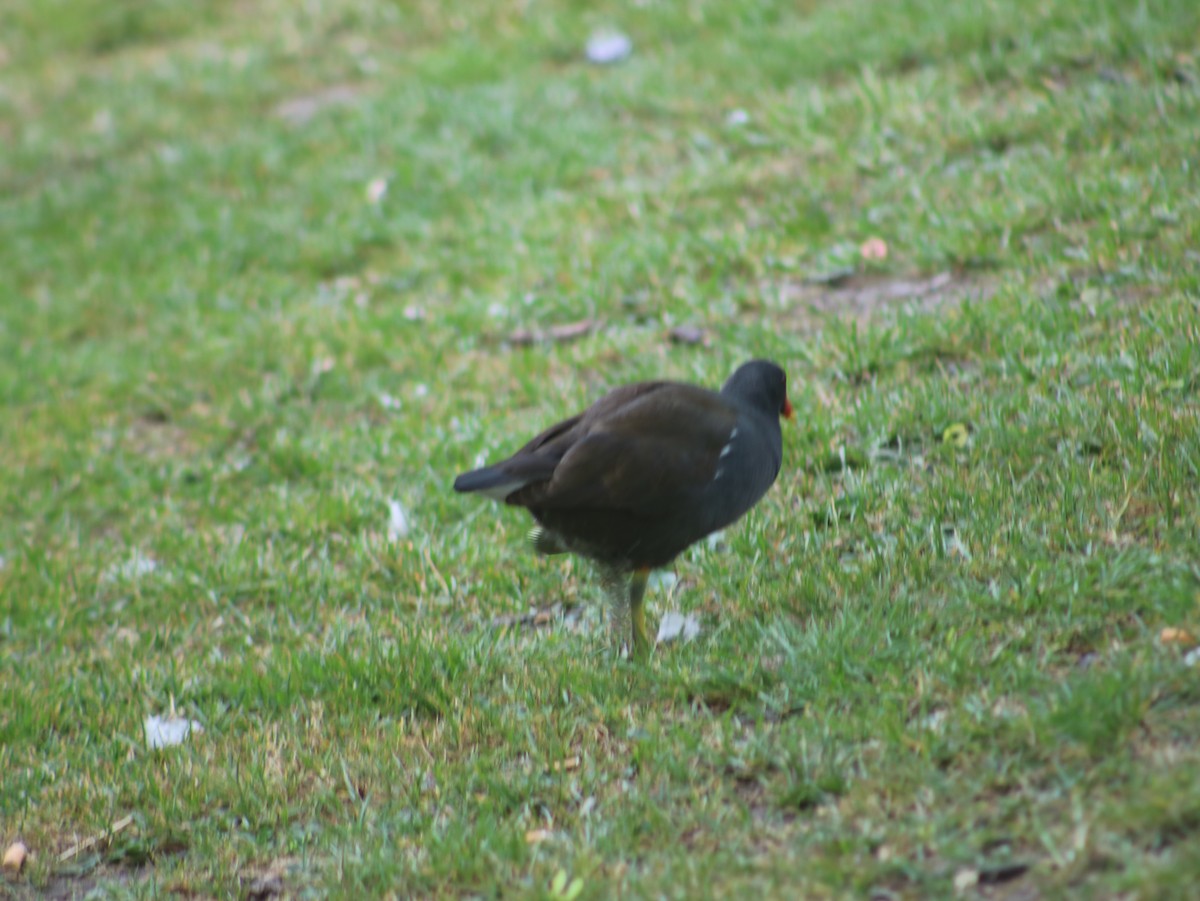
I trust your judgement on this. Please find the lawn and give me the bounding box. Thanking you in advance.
[2,0,1199,897]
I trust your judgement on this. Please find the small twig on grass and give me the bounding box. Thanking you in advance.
[58,814,135,863]
[423,546,452,598]
[508,319,596,346]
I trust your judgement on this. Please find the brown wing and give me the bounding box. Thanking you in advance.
[459,382,681,495]
[512,382,671,456]
[509,384,737,517]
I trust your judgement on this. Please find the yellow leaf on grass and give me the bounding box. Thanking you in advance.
[1160,627,1197,647]
[942,423,970,447]
[3,841,29,873]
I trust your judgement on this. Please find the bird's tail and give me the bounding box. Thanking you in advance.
[453,467,530,500]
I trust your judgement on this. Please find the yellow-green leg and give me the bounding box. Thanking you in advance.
[600,565,632,658]
[629,567,652,661]
[600,564,653,661]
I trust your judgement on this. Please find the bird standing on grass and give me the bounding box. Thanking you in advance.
[454,360,792,658]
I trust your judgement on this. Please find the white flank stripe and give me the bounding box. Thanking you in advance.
[479,481,528,501]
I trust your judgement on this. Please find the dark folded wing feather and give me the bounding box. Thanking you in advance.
[509,385,737,516]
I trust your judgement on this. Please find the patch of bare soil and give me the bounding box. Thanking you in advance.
[4,866,141,901]
[273,84,365,125]
[124,410,197,462]
[781,270,995,327]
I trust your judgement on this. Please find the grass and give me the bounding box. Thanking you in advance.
[2,0,1199,897]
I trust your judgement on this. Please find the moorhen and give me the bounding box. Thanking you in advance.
[454,360,792,657]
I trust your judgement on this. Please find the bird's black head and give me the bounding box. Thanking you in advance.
[721,359,792,420]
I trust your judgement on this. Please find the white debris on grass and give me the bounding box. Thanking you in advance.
[941,525,972,561]
[105,551,159,582]
[386,499,411,542]
[648,571,677,593]
[921,709,948,732]
[144,715,203,749]
[953,868,979,892]
[365,177,388,204]
[656,611,701,645]
[586,30,632,64]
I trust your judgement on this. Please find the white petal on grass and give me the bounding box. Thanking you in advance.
[106,551,159,582]
[377,391,402,410]
[656,611,701,645]
[726,109,750,126]
[387,499,411,542]
[144,715,202,749]
[586,30,632,64]
[705,529,726,550]
[1185,647,1200,668]
[365,177,388,204]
